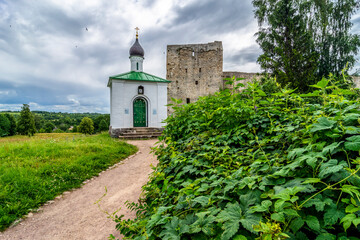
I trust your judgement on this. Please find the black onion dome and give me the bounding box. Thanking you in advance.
[129,39,144,57]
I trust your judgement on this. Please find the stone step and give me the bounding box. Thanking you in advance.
[121,132,162,136]
[119,127,163,134]
[119,134,161,139]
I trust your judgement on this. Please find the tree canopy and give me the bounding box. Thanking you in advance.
[17,104,36,136]
[253,0,360,92]
[78,117,94,135]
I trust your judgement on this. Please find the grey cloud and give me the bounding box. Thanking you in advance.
[170,0,254,34]
[227,45,261,65]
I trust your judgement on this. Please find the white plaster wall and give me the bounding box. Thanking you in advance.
[157,83,168,127]
[130,56,144,72]
[110,79,168,129]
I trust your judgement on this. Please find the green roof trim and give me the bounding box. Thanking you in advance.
[108,71,171,85]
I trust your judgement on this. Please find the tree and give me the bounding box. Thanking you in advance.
[78,117,94,135]
[44,122,55,133]
[4,113,16,136]
[58,123,68,132]
[99,119,108,131]
[0,114,11,137]
[33,114,43,131]
[312,0,360,78]
[253,0,360,92]
[17,104,36,136]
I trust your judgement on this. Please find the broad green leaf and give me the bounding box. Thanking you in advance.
[342,113,360,125]
[193,196,210,207]
[310,79,329,89]
[271,212,285,223]
[217,202,242,240]
[341,185,360,198]
[233,235,247,240]
[345,204,360,213]
[305,215,320,232]
[289,218,304,233]
[302,178,321,184]
[345,135,360,151]
[322,142,342,155]
[288,148,306,160]
[250,200,272,213]
[283,208,300,217]
[353,218,360,227]
[318,159,343,179]
[340,214,356,231]
[315,233,336,240]
[324,205,345,226]
[159,217,181,240]
[345,126,360,134]
[310,117,336,133]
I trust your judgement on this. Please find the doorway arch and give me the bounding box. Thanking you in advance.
[133,97,147,127]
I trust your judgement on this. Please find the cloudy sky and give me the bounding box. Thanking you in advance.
[1,0,359,113]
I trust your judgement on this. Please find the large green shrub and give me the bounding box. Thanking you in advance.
[78,117,94,135]
[0,114,11,137]
[4,113,16,136]
[113,77,360,239]
[17,104,36,136]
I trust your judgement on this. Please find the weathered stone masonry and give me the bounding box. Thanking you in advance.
[166,41,223,114]
[166,41,360,114]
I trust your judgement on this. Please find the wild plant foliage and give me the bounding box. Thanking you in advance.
[113,76,360,239]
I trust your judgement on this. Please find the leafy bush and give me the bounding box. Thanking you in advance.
[78,117,94,135]
[17,104,36,136]
[44,122,55,133]
[0,114,11,137]
[4,113,16,136]
[113,77,360,239]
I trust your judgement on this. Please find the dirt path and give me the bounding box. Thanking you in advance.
[0,139,158,240]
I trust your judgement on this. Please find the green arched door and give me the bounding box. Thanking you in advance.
[133,98,147,127]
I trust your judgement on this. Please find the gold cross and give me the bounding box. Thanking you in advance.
[135,27,140,39]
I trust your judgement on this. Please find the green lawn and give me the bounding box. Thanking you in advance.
[0,133,137,231]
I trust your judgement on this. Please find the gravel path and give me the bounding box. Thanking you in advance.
[0,139,158,240]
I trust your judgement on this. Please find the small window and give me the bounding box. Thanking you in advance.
[185,68,187,73]
[199,68,201,73]
[195,81,198,85]
[192,51,195,57]
[138,86,144,94]
[136,62,139,70]
[186,98,190,104]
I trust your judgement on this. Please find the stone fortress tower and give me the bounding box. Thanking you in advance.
[166,41,260,114]
[166,41,223,112]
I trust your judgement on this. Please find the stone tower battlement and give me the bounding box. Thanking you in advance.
[166,41,223,113]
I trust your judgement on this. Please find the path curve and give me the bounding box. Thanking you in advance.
[0,139,158,240]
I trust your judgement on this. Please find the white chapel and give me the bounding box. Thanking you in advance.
[107,29,170,137]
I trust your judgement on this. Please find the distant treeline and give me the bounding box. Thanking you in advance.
[0,110,109,137]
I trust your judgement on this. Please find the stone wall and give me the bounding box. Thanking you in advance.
[166,41,223,114]
[166,41,360,115]
[353,76,360,88]
[222,71,262,91]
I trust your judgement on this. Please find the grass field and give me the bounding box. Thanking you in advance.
[0,133,137,231]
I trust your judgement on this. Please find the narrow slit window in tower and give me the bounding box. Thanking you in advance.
[186,98,190,104]
[195,81,198,85]
[199,68,201,73]
[136,62,139,70]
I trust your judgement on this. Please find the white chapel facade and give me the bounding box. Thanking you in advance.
[107,29,170,137]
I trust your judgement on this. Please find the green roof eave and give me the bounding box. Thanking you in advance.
[108,71,171,87]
